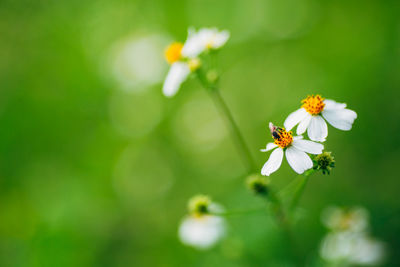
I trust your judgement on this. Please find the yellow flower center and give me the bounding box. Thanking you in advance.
[272,128,293,148]
[164,42,183,64]
[302,95,325,115]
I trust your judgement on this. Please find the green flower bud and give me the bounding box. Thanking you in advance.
[206,70,219,84]
[313,151,335,175]
[188,194,211,216]
[246,174,270,195]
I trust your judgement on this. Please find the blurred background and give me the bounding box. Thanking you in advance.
[1,0,400,266]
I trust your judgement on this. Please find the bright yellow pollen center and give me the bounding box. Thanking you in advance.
[165,42,183,64]
[302,95,325,115]
[273,129,293,148]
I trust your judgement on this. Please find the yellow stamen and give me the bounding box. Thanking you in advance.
[302,95,325,115]
[164,42,183,64]
[273,128,293,148]
[188,58,201,71]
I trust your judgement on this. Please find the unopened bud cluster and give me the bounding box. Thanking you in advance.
[188,194,211,216]
[206,70,219,84]
[246,174,270,195]
[313,152,335,174]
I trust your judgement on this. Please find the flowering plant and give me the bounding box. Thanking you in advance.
[161,27,369,263]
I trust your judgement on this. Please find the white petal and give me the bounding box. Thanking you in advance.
[182,28,229,58]
[260,143,278,152]
[285,147,313,174]
[212,30,230,48]
[261,148,284,176]
[181,29,204,58]
[292,139,324,155]
[178,215,225,249]
[284,108,308,131]
[293,135,304,140]
[324,99,347,110]
[307,115,328,142]
[322,108,357,131]
[296,113,312,135]
[162,62,190,97]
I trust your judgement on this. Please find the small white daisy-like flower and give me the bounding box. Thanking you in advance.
[178,214,226,250]
[284,95,357,142]
[261,122,324,176]
[321,206,369,233]
[162,28,229,97]
[320,206,386,266]
[178,203,226,250]
[320,232,385,266]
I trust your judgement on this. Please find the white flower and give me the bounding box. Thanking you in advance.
[320,232,385,266]
[284,95,357,142]
[178,215,226,250]
[320,206,386,266]
[261,122,323,176]
[162,28,229,97]
[179,202,226,250]
[321,206,369,233]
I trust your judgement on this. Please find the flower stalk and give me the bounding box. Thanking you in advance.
[289,168,315,211]
[197,71,256,173]
[209,206,268,217]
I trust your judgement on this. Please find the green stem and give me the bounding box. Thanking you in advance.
[198,73,256,173]
[210,206,267,217]
[266,192,303,265]
[289,169,314,211]
[209,89,257,173]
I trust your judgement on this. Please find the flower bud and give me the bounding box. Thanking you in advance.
[313,151,335,174]
[206,70,219,84]
[246,174,270,195]
[188,194,211,216]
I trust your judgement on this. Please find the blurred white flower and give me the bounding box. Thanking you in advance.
[284,95,357,142]
[320,206,386,266]
[321,206,369,233]
[179,202,226,250]
[179,215,226,250]
[261,122,323,176]
[320,232,385,266]
[163,27,229,97]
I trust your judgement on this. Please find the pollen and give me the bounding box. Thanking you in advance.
[302,95,325,115]
[272,128,293,148]
[164,42,183,64]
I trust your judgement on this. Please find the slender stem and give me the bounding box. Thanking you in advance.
[266,192,303,265]
[289,169,314,211]
[210,206,267,217]
[207,87,257,173]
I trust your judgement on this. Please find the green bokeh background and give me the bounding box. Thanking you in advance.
[1,0,399,266]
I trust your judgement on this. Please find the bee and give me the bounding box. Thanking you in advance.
[269,122,282,140]
[272,131,281,140]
